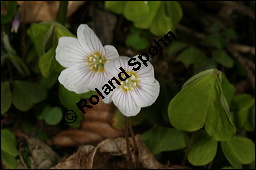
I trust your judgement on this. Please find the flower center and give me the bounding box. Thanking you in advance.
[120,71,139,92]
[86,52,107,72]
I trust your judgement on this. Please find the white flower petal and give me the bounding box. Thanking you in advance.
[56,37,86,67]
[104,45,119,60]
[112,88,141,117]
[87,72,107,91]
[104,56,134,77]
[58,64,97,94]
[77,24,105,55]
[131,79,160,107]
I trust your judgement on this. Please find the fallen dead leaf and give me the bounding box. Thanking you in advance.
[15,133,60,169]
[52,135,172,169]
[17,1,85,23]
[51,97,124,147]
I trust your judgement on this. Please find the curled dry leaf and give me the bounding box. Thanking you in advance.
[15,133,60,169]
[50,129,104,147]
[52,135,168,169]
[17,1,86,23]
[51,97,124,147]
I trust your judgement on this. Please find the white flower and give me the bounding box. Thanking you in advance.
[102,56,160,117]
[55,24,119,94]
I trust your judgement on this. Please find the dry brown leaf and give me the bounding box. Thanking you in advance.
[52,135,169,169]
[17,1,85,23]
[51,145,95,169]
[14,133,60,169]
[52,98,124,147]
[81,121,123,138]
[50,129,104,147]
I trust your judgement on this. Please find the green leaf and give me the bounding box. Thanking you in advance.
[221,29,237,40]
[105,1,125,14]
[167,41,188,58]
[123,1,150,23]
[59,84,83,109]
[134,1,162,29]
[150,3,173,36]
[188,131,218,166]
[176,47,207,69]
[1,1,17,24]
[54,22,75,38]
[212,50,234,68]
[44,107,63,125]
[125,32,149,50]
[38,46,59,77]
[182,69,214,89]
[166,1,183,28]
[168,72,214,131]
[221,136,255,168]
[220,74,235,106]
[1,129,18,157]
[12,81,47,111]
[141,127,188,155]
[1,150,17,169]
[202,34,225,49]
[40,73,58,89]
[58,85,96,127]
[232,94,255,130]
[204,73,236,141]
[232,94,255,110]
[27,22,52,57]
[168,70,236,140]
[1,81,11,115]
[36,105,52,120]
[9,55,30,76]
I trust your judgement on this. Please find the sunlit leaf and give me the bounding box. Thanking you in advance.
[123,1,150,23]
[166,1,183,28]
[204,73,236,141]
[150,3,172,36]
[221,136,255,168]
[168,70,236,140]
[141,126,188,155]
[105,1,125,14]
[134,1,162,29]
[168,72,214,131]
[1,81,11,115]
[188,131,218,166]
